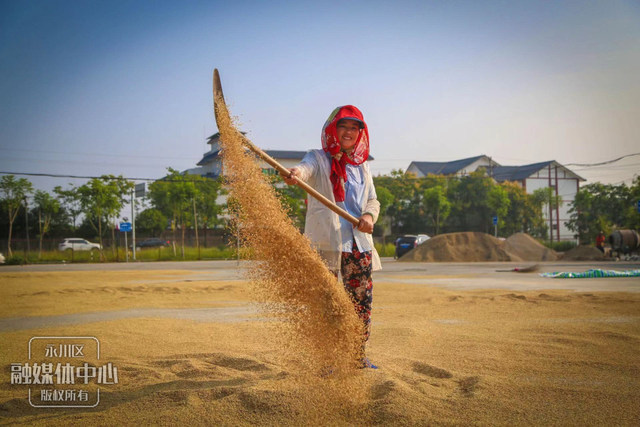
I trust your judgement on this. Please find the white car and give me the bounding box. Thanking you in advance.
[0,252,4,264]
[58,238,102,252]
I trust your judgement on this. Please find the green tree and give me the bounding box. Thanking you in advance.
[628,176,640,231]
[0,175,33,257]
[33,190,61,258]
[455,170,495,233]
[272,174,307,228]
[136,208,168,237]
[423,185,451,235]
[487,185,510,235]
[566,179,638,244]
[533,187,564,242]
[500,181,546,238]
[53,186,83,232]
[375,186,394,238]
[374,169,424,235]
[76,176,133,261]
[196,178,224,247]
[148,168,198,258]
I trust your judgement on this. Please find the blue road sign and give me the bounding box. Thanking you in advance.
[492,216,498,225]
[637,200,640,213]
[120,222,132,232]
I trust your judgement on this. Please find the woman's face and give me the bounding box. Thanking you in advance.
[336,119,361,151]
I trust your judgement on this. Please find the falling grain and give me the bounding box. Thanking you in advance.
[215,94,364,378]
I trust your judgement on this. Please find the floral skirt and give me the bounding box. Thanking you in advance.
[339,240,373,353]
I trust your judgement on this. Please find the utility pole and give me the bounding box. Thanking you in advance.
[24,196,30,253]
[193,198,200,260]
[131,189,136,260]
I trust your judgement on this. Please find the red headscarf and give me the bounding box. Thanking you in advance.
[321,105,370,202]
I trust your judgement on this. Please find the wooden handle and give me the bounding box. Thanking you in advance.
[212,69,363,230]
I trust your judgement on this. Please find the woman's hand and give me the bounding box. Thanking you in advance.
[281,168,299,185]
[355,214,374,234]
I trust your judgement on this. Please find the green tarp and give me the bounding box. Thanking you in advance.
[540,269,640,279]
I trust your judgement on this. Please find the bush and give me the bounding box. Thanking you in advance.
[6,255,28,265]
[542,240,577,252]
[6,246,242,264]
[375,243,396,257]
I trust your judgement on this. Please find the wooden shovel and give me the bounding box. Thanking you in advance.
[212,69,364,230]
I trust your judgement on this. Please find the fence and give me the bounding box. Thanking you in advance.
[0,229,231,253]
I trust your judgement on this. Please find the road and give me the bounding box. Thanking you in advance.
[2,259,639,292]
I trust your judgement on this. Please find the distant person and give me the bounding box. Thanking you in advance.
[281,105,380,369]
[595,231,606,253]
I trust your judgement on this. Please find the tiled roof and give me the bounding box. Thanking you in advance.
[492,161,586,182]
[197,150,220,166]
[411,155,486,175]
[492,162,553,182]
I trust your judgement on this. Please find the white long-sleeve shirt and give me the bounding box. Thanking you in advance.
[294,149,382,272]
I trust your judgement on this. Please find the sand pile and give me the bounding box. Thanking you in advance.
[399,232,512,262]
[562,245,607,261]
[215,93,363,377]
[504,233,559,262]
[399,232,561,263]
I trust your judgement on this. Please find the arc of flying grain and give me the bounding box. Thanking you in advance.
[212,69,362,229]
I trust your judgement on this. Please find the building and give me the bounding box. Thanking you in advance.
[187,132,375,179]
[184,132,310,179]
[407,155,500,178]
[492,161,585,242]
[406,155,585,241]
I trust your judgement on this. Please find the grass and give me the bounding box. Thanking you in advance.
[541,240,577,252]
[375,243,396,257]
[1,245,243,265]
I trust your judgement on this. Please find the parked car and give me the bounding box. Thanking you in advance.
[58,238,102,252]
[395,234,430,259]
[0,252,4,264]
[132,238,170,250]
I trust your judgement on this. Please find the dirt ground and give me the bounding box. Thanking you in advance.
[0,262,639,426]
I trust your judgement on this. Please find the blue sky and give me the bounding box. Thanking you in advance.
[1,0,639,197]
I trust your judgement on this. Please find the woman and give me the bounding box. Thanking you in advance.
[282,105,380,368]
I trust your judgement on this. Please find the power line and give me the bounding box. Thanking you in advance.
[1,156,194,169]
[0,147,202,161]
[0,171,219,184]
[565,152,640,167]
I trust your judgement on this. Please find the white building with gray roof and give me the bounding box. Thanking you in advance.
[407,155,585,242]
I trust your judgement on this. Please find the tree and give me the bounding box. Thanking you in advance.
[423,186,451,235]
[500,181,546,238]
[455,170,496,233]
[532,187,564,242]
[136,208,168,237]
[76,176,133,261]
[566,179,639,244]
[375,186,394,238]
[486,185,510,235]
[53,186,83,232]
[0,175,33,257]
[273,174,307,228]
[148,168,198,258]
[33,190,60,257]
[196,178,224,247]
[374,169,424,235]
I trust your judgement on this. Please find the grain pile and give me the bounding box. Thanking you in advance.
[399,232,560,262]
[215,97,363,378]
[562,245,608,261]
[399,232,512,262]
[504,233,559,262]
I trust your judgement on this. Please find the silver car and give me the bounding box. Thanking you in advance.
[58,238,102,252]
